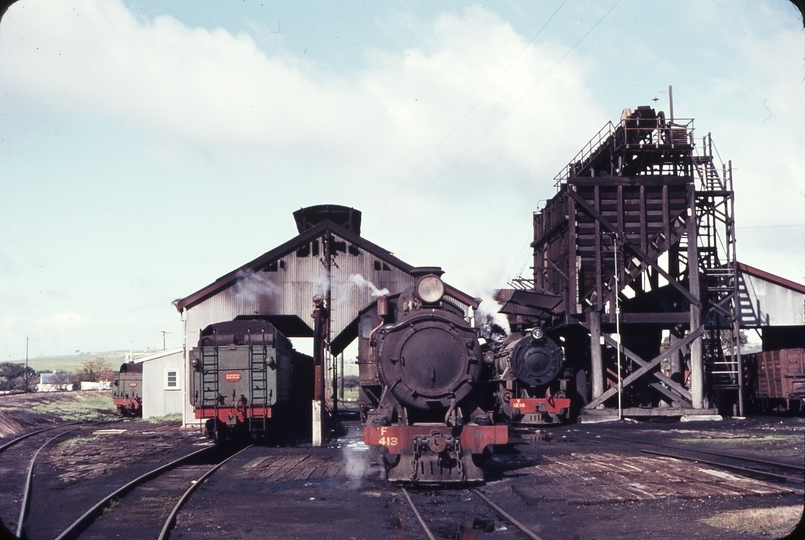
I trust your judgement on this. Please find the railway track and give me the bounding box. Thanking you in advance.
[567,429,805,487]
[51,443,251,540]
[0,425,84,536]
[401,486,545,540]
[0,421,212,540]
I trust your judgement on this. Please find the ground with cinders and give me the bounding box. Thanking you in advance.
[0,391,802,540]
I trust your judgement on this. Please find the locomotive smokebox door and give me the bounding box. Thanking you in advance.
[378,319,482,410]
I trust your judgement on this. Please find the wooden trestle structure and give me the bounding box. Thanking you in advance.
[506,105,742,419]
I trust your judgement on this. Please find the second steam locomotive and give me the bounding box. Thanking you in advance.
[359,269,508,483]
[189,318,312,442]
[491,326,571,425]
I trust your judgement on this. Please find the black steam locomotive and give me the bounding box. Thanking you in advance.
[189,319,312,442]
[490,327,571,425]
[358,269,508,483]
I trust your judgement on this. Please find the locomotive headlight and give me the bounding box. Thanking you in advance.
[531,327,545,341]
[416,275,445,304]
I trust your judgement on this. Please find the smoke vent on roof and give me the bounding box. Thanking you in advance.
[293,205,362,235]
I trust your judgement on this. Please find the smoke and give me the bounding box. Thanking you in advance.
[476,294,510,343]
[340,442,369,486]
[334,274,390,306]
[311,272,331,297]
[231,269,281,305]
[348,274,390,297]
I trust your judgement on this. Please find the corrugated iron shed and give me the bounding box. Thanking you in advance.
[173,205,478,426]
[737,262,805,328]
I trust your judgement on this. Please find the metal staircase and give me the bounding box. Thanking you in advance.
[693,133,740,390]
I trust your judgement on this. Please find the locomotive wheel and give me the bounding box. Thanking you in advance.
[212,421,227,444]
[204,419,215,439]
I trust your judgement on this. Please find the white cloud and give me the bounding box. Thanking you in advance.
[0,0,802,358]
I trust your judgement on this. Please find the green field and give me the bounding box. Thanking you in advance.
[10,352,129,373]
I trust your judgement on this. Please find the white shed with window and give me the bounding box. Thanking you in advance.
[140,347,184,419]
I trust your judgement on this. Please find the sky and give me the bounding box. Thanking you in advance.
[0,0,803,361]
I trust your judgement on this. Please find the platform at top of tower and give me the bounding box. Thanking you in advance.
[554,106,695,186]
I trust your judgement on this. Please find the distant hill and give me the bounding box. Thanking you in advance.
[11,351,134,373]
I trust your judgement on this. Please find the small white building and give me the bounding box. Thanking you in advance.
[80,380,112,391]
[37,372,71,392]
[139,347,184,419]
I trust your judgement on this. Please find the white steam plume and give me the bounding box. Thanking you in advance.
[348,274,390,297]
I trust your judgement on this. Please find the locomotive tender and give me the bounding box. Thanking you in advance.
[112,362,143,417]
[359,269,508,483]
[189,319,311,442]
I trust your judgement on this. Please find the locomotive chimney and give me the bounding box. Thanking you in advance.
[410,266,444,277]
[377,295,389,318]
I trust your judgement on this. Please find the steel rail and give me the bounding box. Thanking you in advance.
[0,420,121,455]
[157,444,253,540]
[53,444,216,540]
[471,488,544,540]
[0,427,55,454]
[637,448,804,484]
[14,428,80,539]
[400,487,437,540]
[573,431,803,485]
[586,431,805,473]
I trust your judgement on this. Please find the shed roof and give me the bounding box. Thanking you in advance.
[173,212,479,353]
[738,262,805,294]
[173,218,420,312]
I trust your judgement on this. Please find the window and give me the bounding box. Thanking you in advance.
[165,369,179,390]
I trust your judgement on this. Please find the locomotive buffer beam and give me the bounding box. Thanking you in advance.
[365,424,507,483]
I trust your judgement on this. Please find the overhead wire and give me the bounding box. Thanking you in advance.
[366,0,568,222]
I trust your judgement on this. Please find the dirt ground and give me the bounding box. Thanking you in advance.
[0,390,119,437]
[0,391,802,540]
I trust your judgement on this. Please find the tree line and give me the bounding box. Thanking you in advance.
[0,357,117,393]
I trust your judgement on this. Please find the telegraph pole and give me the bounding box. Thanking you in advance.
[25,337,29,393]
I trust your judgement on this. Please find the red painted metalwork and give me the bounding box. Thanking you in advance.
[510,397,571,414]
[364,425,508,454]
[194,406,272,423]
[113,398,141,410]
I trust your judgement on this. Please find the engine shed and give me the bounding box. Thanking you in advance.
[173,205,477,433]
[501,104,804,420]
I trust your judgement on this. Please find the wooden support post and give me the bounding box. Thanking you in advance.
[590,310,604,403]
[670,329,683,385]
[312,294,329,446]
[687,185,704,409]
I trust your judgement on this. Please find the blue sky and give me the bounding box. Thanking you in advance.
[1,0,803,360]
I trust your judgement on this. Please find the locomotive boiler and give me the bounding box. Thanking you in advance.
[189,319,311,442]
[359,269,508,483]
[491,327,570,424]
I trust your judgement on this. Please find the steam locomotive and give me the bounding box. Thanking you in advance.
[112,362,143,417]
[490,327,571,425]
[189,319,312,442]
[358,269,508,483]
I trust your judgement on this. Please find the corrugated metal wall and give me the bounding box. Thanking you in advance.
[738,272,805,327]
[142,350,184,419]
[181,231,418,425]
